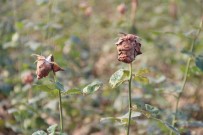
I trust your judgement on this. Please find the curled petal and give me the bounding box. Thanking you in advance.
[36,60,52,79]
[50,62,64,72]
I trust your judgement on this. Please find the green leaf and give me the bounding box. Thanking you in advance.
[100,116,128,125]
[136,68,150,76]
[181,50,194,56]
[178,121,203,128]
[33,84,58,97]
[100,111,141,125]
[32,130,47,135]
[36,0,49,5]
[62,88,82,95]
[119,111,141,122]
[195,55,203,71]
[164,122,180,135]
[134,76,149,84]
[109,69,129,88]
[145,104,160,116]
[33,84,55,92]
[189,66,202,75]
[134,69,150,84]
[61,81,102,95]
[15,22,24,30]
[55,81,64,91]
[133,104,179,134]
[82,81,102,94]
[100,117,121,124]
[132,105,152,118]
[47,124,57,135]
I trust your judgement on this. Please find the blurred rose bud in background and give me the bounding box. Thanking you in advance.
[117,3,126,15]
[21,71,34,84]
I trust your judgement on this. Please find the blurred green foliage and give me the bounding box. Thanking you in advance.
[0,0,203,134]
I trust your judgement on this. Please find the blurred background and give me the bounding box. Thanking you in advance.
[0,0,203,134]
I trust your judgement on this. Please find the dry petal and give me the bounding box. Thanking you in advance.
[51,62,64,73]
[36,59,52,79]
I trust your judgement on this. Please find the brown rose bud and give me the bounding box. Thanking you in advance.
[33,54,64,79]
[21,71,34,84]
[169,1,178,19]
[79,1,88,9]
[84,6,92,17]
[117,3,126,15]
[115,33,142,63]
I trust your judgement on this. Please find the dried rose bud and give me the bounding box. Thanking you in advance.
[84,6,92,17]
[33,54,64,79]
[117,3,126,15]
[21,71,34,84]
[79,1,88,9]
[169,1,178,19]
[115,33,142,63]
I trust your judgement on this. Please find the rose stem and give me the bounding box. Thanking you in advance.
[54,75,64,133]
[127,63,133,135]
[170,19,202,135]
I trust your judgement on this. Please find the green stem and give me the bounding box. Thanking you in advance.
[170,19,202,135]
[53,75,63,133]
[58,89,64,133]
[127,63,133,135]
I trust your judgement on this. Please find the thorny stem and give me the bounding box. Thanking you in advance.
[127,63,133,135]
[170,19,202,135]
[54,76,64,133]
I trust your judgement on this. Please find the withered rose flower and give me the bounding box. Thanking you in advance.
[33,54,64,79]
[21,71,34,84]
[117,3,126,15]
[79,1,88,9]
[115,33,142,63]
[84,6,92,17]
[169,1,178,19]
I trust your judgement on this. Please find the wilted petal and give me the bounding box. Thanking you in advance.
[51,62,64,73]
[36,59,52,79]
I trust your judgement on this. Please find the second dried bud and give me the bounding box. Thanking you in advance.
[115,33,142,63]
[33,54,64,79]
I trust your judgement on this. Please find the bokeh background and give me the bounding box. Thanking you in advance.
[0,0,203,134]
